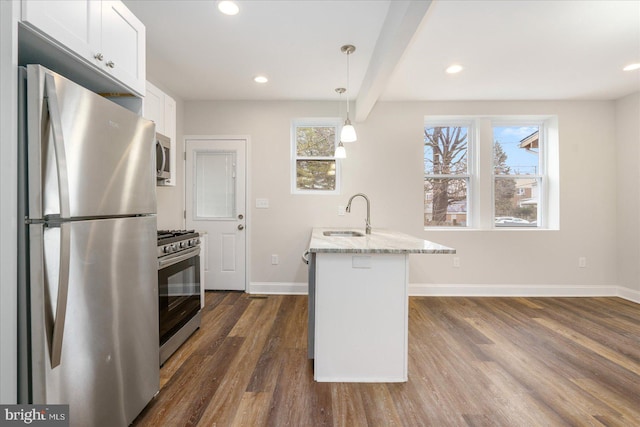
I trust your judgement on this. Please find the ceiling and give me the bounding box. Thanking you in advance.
[123,0,640,120]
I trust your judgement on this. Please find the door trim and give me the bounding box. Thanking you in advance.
[183,135,251,292]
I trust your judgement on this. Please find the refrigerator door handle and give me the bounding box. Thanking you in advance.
[49,223,71,368]
[43,72,71,368]
[44,73,71,219]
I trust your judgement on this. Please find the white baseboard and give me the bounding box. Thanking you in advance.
[617,286,640,304]
[408,283,618,297]
[248,282,308,295]
[248,282,640,304]
[410,284,640,303]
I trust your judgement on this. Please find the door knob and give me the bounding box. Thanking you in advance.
[238,224,244,230]
[238,214,244,220]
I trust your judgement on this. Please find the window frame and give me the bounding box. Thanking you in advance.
[423,119,475,229]
[423,115,557,231]
[491,120,546,229]
[291,118,342,195]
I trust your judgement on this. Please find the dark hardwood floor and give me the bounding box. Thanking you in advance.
[133,292,640,426]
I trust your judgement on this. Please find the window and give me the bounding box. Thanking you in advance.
[424,116,558,229]
[423,124,471,227]
[493,124,543,227]
[292,119,341,194]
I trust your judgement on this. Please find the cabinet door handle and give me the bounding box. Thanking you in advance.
[238,224,244,231]
[94,53,104,61]
[106,61,115,69]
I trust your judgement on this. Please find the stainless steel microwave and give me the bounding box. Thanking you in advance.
[155,133,171,183]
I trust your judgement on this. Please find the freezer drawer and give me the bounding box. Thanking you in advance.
[27,216,158,427]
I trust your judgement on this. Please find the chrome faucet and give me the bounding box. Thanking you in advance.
[346,193,371,234]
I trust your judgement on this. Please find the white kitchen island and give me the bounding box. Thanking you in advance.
[307,228,455,382]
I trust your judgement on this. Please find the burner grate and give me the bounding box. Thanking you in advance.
[157,230,199,245]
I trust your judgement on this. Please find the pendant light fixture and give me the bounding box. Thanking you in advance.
[334,88,347,158]
[340,44,357,143]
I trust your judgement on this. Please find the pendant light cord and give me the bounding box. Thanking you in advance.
[338,44,357,143]
[346,51,350,119]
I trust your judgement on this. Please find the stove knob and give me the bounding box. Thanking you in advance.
[163,245,171,254]
[171,243,178,252]
[179,241,186,249]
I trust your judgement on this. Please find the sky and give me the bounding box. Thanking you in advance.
[424,125,540,175]
[493,126,539,174]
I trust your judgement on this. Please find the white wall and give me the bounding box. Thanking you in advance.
[615,92,640,296]
[184,99,623,295]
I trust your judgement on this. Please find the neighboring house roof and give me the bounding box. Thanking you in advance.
[520,131,539,151]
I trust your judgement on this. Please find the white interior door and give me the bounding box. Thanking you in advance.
[185,138,246,291]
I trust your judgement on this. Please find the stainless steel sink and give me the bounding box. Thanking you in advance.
[323,230,365,237]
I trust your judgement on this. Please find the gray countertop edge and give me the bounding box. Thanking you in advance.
[308,228,456,255]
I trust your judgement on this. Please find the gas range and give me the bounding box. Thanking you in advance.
[156,229,202,366]
[157,229,200,258]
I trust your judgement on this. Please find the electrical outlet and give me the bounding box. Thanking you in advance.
[338,205,345,216]
[578,257,586,268]
[256,198,269,209]
[453,257,460,268]
[271,254,279,265]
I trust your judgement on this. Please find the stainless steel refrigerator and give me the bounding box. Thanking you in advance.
[17,65,159,427]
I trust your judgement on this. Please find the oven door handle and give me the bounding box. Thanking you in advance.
[158,247,200,268]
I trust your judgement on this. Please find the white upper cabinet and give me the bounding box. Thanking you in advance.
[163,95,176,145]
[21,0,145,96]
[144,81,177,186]
[20,0,101,60]
[143,82,165,131]
[99,2,145,94]
[144,81,175,140]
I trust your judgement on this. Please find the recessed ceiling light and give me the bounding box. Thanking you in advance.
[254,75,268,83]
[623,63,640,71]
[218,1,239,16]
[446,64,464,74]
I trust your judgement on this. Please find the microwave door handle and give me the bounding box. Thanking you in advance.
[157,139,166,176]
[44,73,71,368]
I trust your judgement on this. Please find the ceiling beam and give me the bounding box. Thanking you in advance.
[354,0,433,123]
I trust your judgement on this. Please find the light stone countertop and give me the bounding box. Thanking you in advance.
[308,228,456,254]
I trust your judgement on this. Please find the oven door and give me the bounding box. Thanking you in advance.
[158,248,201,346]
